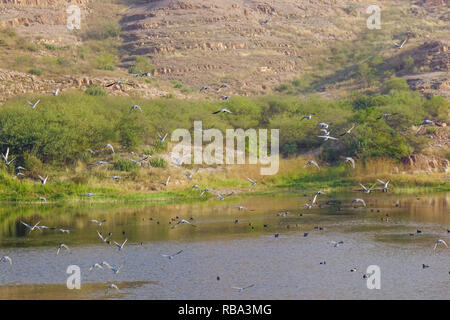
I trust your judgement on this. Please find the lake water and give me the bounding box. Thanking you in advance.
[0,193,449,300]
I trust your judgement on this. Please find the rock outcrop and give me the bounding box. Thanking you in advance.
[0,68,169,103]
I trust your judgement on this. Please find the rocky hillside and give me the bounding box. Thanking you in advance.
[0,0,449,97]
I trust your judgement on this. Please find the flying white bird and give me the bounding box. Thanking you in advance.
[306,160,320,171]
[92,160,108,166]
[82,193,97,197]
[376,179,390,192]
[88,263,104,273]
[161,176,171,187]
[106,283,120,292]
[106,81,131,87]
[173,219,196,228]
[352,198,367,207]
[320,129,331,136]
[312,191,325,204]
[247,177,257,186]
[129,104,142,113]
[340,124,356,137]
[97,231,110,243]
[0,256,13,265]
[103,262,123,274]
[113,239,128,251]
[38,175,48,185]
[232,284,255,292]
[392,38,407,49]
[359,183,375,194]
[36,225,50,231]
[317,135,338,141]
[104,144,115,154]
[56,244,70,255]
[160,250,183,259]
[377,113,398,120]
[20,221,41,233]
[330,241,344,248]
[47,88,59,96]
[90,219,106,227]
[318,122,332,129]
[212,108,232,114]
[2,147,11,162]
[158,132,168,143]
[345,157,355,168]
[217,83,232,92]
[2,147,16,165]
[301,114,316,120]
[185,172,194,180]
[433,239,448,251]
[27,99,40,109]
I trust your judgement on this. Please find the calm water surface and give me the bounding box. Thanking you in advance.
[0,193,449,300]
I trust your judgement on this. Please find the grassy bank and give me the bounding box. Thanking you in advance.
[0,157,448,204]
[0,85,448,203]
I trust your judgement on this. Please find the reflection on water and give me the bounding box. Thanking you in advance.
[0,193,448,299]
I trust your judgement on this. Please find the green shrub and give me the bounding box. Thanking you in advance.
[56,57,72,67]
[82,22,121,41]
[383,78,410,93]
[85,85,107,96]
[113,159,138,171]
[129,56,154,74]
[27,45,38,52]
[42,43,57,50]
[149,157,167,168]
[0,90,444,168]
[117,116,145,151]
[96,53,116,71]
[0,28,16,37]
[28,69,42,76]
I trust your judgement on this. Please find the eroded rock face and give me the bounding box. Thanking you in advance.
[119,0,364,91]
[401,38,450,99]
[0,68,169,103]
[402,154,449,173]
[0,0,89,37]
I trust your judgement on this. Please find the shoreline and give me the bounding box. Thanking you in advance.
[0,177,448,205]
